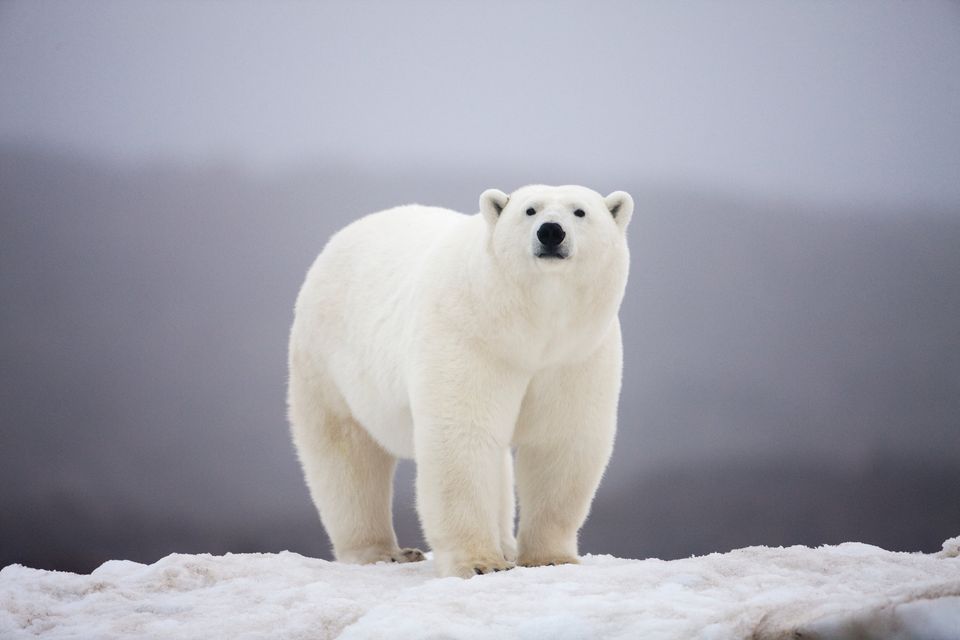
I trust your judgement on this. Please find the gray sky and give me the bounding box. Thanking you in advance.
[1,0,959,207]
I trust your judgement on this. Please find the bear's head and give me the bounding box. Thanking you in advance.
[479,184,633,278]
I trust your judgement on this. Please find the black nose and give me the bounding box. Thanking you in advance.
[537,222,565,248]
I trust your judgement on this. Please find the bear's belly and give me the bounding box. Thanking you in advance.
[349,397,416,459]
[326,351,416,459]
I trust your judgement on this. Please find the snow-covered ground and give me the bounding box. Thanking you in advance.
[2,537,958,639]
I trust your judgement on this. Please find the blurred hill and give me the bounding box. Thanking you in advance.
[2,144,958,572]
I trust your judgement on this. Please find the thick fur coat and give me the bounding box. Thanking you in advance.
[288,184,632,578]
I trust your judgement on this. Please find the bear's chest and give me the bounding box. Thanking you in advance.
[498,282,616,370]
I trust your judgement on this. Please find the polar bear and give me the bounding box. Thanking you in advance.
[287,184,632,578]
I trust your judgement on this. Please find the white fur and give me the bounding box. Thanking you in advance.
[288,184,632,578]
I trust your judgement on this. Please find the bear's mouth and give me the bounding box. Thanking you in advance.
[535,251,566,259]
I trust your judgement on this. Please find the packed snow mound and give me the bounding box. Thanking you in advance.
[2,539,958,640]
[940,535,960,558]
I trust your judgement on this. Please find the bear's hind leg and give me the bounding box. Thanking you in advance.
[288,363,423,564]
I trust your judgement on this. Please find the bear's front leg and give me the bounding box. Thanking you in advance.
[411,352,527,578]
[513,325,622,567]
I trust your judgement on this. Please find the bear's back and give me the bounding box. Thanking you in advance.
[310,204,463,308]
[296,203,467,343]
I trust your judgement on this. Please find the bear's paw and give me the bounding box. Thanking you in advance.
[339,546,426,565]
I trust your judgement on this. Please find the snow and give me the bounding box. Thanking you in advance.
[1,538,958,639]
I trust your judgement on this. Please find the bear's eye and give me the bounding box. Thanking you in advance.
[526,207,536,216]
[574,209,586,218]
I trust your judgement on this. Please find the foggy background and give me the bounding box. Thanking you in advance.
[2,1,958,573]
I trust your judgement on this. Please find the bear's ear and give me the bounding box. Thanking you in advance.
[604,191,634,231]
[480,188,509,226]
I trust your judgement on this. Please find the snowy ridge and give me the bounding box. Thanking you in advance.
[1,537,958,639]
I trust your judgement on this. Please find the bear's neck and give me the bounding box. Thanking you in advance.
[467,253,625,370]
